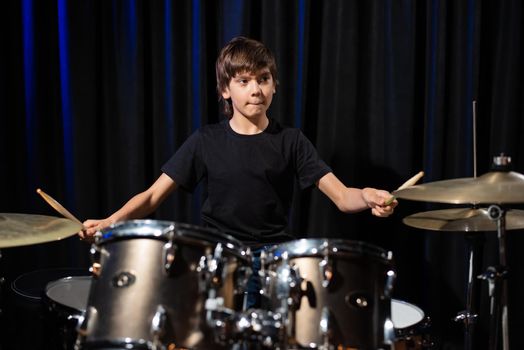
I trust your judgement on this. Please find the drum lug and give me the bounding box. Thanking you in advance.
[273,260,303,312]
[382,316,396,348]
[235,265,252,294]
[318,242,334,288]
[162,240,178,275]
[150,304,167,349]
[385,269,396,298]
[287,264,303,311]
[319,306,332,350]
[89,245,102,278]
[318,255,333,288]
[76,306,97,337]
[208,243,224,288]
[259,250,272,297]
[197,243,225,293]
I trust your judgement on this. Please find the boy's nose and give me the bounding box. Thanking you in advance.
[249,81,262,94]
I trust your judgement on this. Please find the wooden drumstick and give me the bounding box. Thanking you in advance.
[385,171,424,205]
[36,188,84,227]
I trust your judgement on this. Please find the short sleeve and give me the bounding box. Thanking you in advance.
[294,131,332,189]
[161,130,205,192]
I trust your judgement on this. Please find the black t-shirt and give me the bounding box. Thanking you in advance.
[161,118,332,244]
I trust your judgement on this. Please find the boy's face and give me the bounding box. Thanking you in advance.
[222,69,276,120]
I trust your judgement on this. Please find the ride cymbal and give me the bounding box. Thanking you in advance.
[403,208,524,232]
[0,213,82,248]
[393,171,524,204]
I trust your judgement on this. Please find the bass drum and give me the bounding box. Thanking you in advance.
[79,220,251,350]
[262,239,396,350]
[392,299,432,349]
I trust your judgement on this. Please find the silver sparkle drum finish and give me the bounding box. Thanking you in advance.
[78,220,251,350]
[261,239,396,350]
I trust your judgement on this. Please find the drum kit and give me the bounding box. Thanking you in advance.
[0,154,522,349]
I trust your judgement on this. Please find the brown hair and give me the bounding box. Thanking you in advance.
[216,36,278,117]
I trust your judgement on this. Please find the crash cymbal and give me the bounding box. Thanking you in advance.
[393,171,524,204]
[403,208,524,232]
[0,213,82,248]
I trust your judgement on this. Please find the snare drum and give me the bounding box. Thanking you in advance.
[392,299,432,350]
[262,239,396,349]
[79,220,251,350]
[43,276,91,350]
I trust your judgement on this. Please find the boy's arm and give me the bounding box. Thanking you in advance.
[80,173,177,238]
[316,172,397,217]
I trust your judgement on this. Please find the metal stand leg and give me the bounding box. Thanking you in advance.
[455,233,485,350]
[478,205,510,350]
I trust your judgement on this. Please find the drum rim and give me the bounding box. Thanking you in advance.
[11,267,91,300]
[97,220,250,260]
[265,238,392,262]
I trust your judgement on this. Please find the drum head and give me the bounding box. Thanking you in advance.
[391,299,425,329]
[45,276,91,312]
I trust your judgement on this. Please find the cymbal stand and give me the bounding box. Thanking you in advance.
[478,205,509,350]
[454,232,484,350]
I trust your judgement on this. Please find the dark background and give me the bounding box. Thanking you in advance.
[1,0,523,349]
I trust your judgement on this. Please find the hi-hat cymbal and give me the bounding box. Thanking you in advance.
[403,208,524,232]
[393,171,524,204]
[0,213,82,248]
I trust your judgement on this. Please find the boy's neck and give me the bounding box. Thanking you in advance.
[229,115,269,135]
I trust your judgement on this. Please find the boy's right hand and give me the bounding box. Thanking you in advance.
[79,218,113,239]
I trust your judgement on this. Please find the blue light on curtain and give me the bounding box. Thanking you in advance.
[294,0,306,129]
[192,0,201,131]
[191,0,202,223]
[58,0,75,208]
[425,0,440,180]
[222,0,244,42]
[465,0,476,176]
[384,0,394,126]
[164,0,175,152]
[22,0,36,194]
[123,0,138,122]
[127,0,137,57]
[424,0,441,274]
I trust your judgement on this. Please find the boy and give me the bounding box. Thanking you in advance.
[80,36,397,242]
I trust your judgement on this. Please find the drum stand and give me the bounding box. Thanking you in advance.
[454,232,485,350]
[477,205,510,350]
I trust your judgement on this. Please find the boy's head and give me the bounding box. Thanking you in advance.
[216,37,278,117]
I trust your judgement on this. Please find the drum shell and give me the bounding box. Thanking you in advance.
[84,220,250,349]
[264,239,395,349]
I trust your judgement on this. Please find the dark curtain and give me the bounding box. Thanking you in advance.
[1,0,523,349]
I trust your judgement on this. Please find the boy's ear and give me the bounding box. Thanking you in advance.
[221,88,231,99]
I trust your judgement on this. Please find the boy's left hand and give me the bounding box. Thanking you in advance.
[363,188,398,217]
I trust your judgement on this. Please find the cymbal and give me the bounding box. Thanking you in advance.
[393,171,524,204]
[403,208,524,232]
[0,213,82,248]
